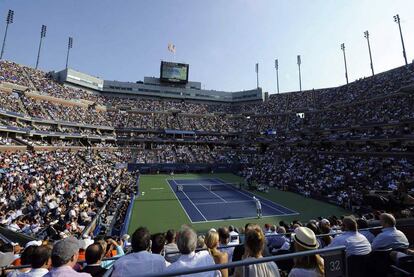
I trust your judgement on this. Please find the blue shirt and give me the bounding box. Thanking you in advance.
[328,231,371,256]
[359,230,375,244]
[266,233,289,250]
[372,227,409,251]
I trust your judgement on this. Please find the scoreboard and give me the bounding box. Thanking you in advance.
[160,61,189,84]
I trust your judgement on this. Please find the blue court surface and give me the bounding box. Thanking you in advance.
[167,178,298,223]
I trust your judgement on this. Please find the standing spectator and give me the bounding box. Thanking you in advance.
[327,217,371,257]
[111,227,166,277]
[372,213,409,250]
[21,246,51,277]
[81,243,107,277]
[44,237,91,277]
[234,224,280,277]
[166,227,217,277]
[205,230,228,277]
[289,227,324,277]
[164,229,180,263]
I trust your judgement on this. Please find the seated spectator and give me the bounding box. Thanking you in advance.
[0,243,16,269]
[357,218,375,244]
[164,229,180,263]
[98,238,124,269]
[111,227,166,277]
[151,233,166,256]
[81,243,107,277]
[44,237,90,277]
[8,245,37,277]
[289,227,324,277]
[234,224,280,277]
[218,227,234,263]
[205,230,228,277]
[327,217,371,257]
[319,219,333,247]
[21,246,51,277]
[197,235,206,249]
[372,213,409,251]
[228,226,239,245]
[166,227,217,277]
[267,226,290,253]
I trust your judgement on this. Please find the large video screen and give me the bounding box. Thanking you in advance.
[160,61,189,83]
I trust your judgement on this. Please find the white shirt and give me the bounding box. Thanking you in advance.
[288,267,322,277]
[372,227,409,250]
[254,199,262,209]
[328,231,371,256]
[112,251,167,277]
[229,231,240,244]
[20,268,49,277]
[166,250,217,277]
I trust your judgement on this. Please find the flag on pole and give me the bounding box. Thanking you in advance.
[255,63,259,73]
[168,43,176,54]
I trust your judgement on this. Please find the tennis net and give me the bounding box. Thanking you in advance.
[175,182,242,192]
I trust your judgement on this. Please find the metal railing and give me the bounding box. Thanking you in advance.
[102,246,346,277]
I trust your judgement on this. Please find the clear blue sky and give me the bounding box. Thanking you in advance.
[1,0,413,94]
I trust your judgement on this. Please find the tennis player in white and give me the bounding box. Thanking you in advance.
[253,196,262,218]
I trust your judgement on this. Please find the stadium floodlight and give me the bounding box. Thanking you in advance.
[364,31,374,76]
[0,10,15,60]
[340,43,349,84]
[393,14,408,66]
[35,25,47,69]
[65,37,73,69]
[275,59,280,93]
[297,55,302,92]
[255,63,259,88]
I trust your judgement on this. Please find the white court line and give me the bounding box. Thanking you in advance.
[213,178,299,216]
[215,178,299,215]
[196,200,254,206]
[170,179,207,222]
[165,179,195,224]
[190,214,283,224]
[199,184,227,203]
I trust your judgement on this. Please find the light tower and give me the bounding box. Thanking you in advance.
[35,25,47,69]
[297,55,302,92]
[393,14,408,66]
[65,37,73,69]
[275,59,280,93]
[364,31,374,76]
[0,10,15,60]
[340,43,349,84]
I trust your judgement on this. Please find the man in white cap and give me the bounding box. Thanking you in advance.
[253,196,262,218]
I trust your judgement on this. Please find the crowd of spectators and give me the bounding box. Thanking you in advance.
[0,150,134,240]
[242,147,414,210]
[0,212,411,277]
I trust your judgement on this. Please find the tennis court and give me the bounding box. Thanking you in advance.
[167,178,298,223]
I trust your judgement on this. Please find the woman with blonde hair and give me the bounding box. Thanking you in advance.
[205,229,228,277]
[235,224,280,277]
[289,226,325,277]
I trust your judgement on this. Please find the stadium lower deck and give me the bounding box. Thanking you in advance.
[127,173,348,233]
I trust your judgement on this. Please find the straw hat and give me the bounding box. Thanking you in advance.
[292,226,319,250]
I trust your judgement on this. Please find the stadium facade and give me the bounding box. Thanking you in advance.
[53,68,265,103]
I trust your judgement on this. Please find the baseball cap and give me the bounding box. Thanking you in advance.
[52,237,81,261]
